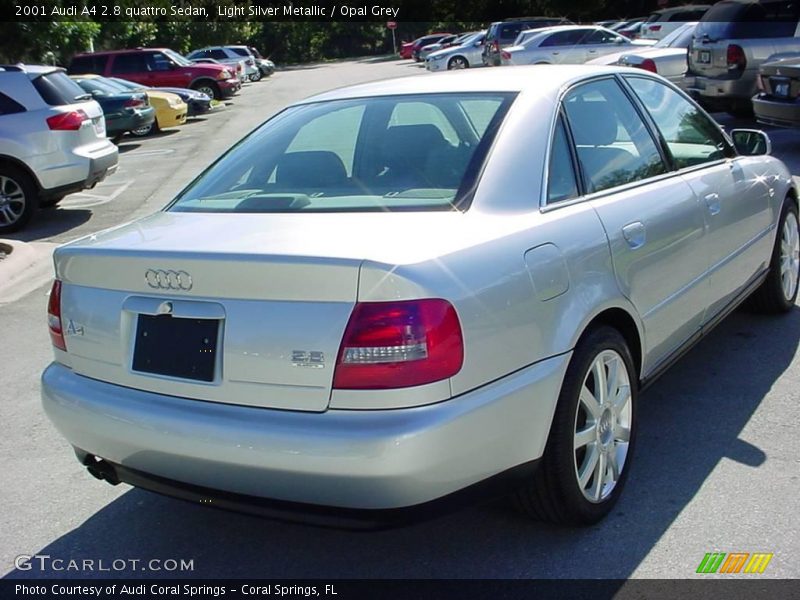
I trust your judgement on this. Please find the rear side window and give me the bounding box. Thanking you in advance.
[169,93,515,213]
[695,1,799,39]
[110,53,148,74]
[32,72,87,106]
[0,91,25,115]
[230,47,250,57]
[68,54,106,75]
[547,116,579,204]
[563,79,667,193]
[208,49,229,60]
[542,30,587,47]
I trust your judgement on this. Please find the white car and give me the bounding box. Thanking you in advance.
[639,5,709,40]
[425,32,486,71]
[0,65,118,233]
[187,47,258,82]
[587,22,698,84]
[42,66,799,527]
[501,26,650,66]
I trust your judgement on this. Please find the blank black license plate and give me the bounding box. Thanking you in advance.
[132,314,219,382]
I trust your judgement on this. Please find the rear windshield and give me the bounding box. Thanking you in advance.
[168,93,515,213]
[32,72,89,105]
[72,77,126,95]
[695,1,799,40]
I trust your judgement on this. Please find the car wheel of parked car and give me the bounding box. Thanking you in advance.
[129,121,159,137]
[0,166,38,234]
[515,326,637,525]
[748,199,800,313]
[447,56,469,70]
[249,71,262,82]
[192,81,221,101]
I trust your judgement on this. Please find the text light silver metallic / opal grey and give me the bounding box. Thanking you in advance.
[41,66,799,525]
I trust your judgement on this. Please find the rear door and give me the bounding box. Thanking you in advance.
[562,77,709,370]
[625,75,773,319]
[540,30,589,63]
[108,52,153,86]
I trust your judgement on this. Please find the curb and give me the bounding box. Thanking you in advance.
[0,238,57,304]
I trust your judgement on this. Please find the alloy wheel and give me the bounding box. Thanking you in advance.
[0,175,26,227]
[573,349,632,503]
[448,57,467,70]
[780,211,800,301]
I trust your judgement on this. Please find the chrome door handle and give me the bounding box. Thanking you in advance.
[704,193,721,216]
[622,222,646,250]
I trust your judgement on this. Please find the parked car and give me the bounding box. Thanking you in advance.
[418,33,467,61]
[587,22,698,84]
[639,5,710,40]
[425,32,486,71]
[226,45,272,80]
[0,65,117,232]
[68,48,240,101]
[399,40,416,59]
[189,56,247,84]
[483,17,572,66]
[616,21,648,40]
[84,76,187,137]
[753,53,800,127]
[108,78,213,118]
[399,33,451,60]
[501,26,643,66]
[412,33,453,62]
[683,0,800,116]
[187,47,255,82]
[69,75,156,142]
[41,66,799,528]
[244,47,275,76]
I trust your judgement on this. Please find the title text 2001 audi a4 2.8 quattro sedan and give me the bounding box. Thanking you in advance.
[42,66,799,527]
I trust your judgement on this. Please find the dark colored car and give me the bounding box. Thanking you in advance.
[68,48,240,101]
[108,77,212,118]
[69,75,155,142]
[483,17,573,66]
[408,33,452,62]
[754,54,800,127]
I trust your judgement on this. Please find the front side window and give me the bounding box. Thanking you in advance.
[169,93,515,213]
[148,52,173,72]
[563,78,666,193]
[584,29,619,44]
[626,76,729,168]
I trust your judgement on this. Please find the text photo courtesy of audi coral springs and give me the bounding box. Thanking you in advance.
[41,62,799,527]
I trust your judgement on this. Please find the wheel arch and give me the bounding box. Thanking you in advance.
[576,307,643,382]
[0,155,42,191]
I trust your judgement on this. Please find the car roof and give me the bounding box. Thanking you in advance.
[650,4,710,15]
[0,64,64,77]
[73,48,170,57]
[298,65,646,104]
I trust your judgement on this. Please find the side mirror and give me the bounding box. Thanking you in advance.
[731,129,771,156]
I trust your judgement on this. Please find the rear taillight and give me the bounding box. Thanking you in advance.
[333,299,463,390]
[649,25,661,32]
[46,110,88,131]
[501,51,512,61]
[727,44,746,70]
[123,98,145,109]
[47,280,66,351]
[638,58,658,73]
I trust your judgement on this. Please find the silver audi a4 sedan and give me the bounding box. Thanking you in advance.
[42,66,799,527]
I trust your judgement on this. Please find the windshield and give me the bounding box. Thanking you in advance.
[656,22,697,48]
[168,93,515,214]
[163,49,193,66]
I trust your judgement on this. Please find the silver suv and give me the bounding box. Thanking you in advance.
[683,0,800,115]
[186,46,258,82]
[0,65,118,233]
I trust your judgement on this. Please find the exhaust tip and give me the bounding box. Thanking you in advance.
[78,451,121,486]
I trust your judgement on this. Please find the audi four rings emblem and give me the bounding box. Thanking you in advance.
[145,269,193,291]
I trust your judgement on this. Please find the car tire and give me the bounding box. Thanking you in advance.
[249,71,262,82]
[447,56,469,70]
[192,81,221,101]
[129,121,158,137]
[0,165,38,234]
[514,326,637,525]
[747,199,799,313]
[111,133,125,144]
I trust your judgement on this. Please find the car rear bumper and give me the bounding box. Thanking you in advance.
[106,107,156,135]
[41,353,569,511]
[38,142,119,199]
[683,73,756,103]
[753,94,800,128]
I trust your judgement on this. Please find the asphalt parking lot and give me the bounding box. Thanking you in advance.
[1,58,799,580]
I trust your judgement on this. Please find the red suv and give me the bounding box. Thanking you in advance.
[68,48,240,101]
